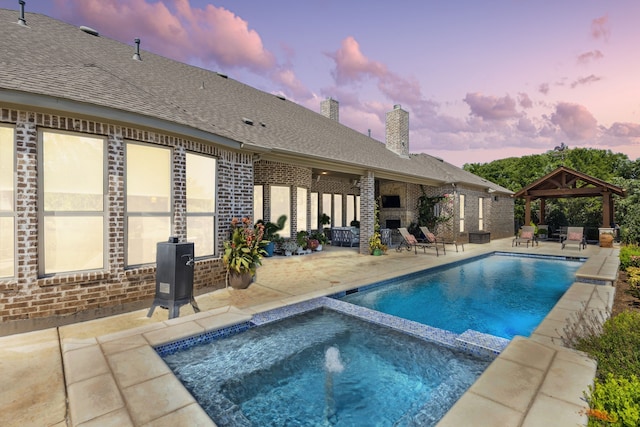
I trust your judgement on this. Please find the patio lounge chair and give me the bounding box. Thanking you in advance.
[419,226,462,252]
[562,226,586,250]
[397,227,441,256]
[512,225,537,248]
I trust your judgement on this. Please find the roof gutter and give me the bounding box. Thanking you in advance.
[0,89,243,150]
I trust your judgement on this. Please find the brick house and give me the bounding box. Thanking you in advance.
[0,8,513,332]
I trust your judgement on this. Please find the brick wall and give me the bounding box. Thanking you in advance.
[0,108,251,329]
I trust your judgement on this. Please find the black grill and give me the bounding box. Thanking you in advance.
[147,237,200,319]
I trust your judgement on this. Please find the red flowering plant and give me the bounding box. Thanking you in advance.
[222,217,267,276]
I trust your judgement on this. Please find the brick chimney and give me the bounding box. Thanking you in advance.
[321,97,339,122]
[385,104,409,157]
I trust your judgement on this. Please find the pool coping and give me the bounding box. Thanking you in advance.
[61,249,618,426]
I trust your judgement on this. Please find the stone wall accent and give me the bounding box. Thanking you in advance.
[385,104,409,157]
[0,108,250,327]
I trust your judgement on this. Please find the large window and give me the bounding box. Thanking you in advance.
[334,194,343,227]
[459,194,466,233]
[270,185,290,238]
[186,153,216,258]
[0,126,15,278]
[296,187,307,232]
[478,197,485,231]
[41,130,105,275]
[355,196,361,221]
[253,185,264,222]
[322,193,332,226]
[346,195,355,225]
[126,142,171,266]
[310,192,318,230]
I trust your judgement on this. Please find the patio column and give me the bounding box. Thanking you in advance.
[359,171,375,255]
[602,191,611,227]
[539,198,546,224]
[524,197,532,225]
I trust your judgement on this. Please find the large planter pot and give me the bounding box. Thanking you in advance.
[599,234,614,248]
[264,241,275,257]
[372,248,383,256]
[228,271,254,289]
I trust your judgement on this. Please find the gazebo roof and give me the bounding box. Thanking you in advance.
[514,166,626,200]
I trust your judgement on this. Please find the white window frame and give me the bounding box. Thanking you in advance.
[39,129,107,276]
[0,125,15,278]
[125,141,172,267]
[459,194,466,233]
[186,153,217,258]
[478,197,485,231]
[270,185,291,238]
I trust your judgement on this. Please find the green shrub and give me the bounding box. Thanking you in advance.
[575,311,640,380]
[619,245,640,271]
[585,374,640,427]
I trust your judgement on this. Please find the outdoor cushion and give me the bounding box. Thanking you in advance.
[426,232,436,242]
[568,232,582,240]
[520,231,533,239]
[406,234,417,244]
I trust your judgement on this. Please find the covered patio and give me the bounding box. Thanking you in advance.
[514,166,626,236]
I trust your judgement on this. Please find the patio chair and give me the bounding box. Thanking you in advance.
[561,226,586,250]
[419,226,462,253]
[397,227,440,256]
[512,225,536,248]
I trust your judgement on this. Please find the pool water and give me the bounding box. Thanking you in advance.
[161,308,491,426]
[341,254,582,339]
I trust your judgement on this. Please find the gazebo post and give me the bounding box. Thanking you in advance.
[524,197,531,225]
[602,191,611,227]
[539,198,546,224]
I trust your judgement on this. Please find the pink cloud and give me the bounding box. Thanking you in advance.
[518,92,533,109]
[570,74,602,89]
[538,83,550,95]
[55,0,275,70]
[577,50,604,64]
[328,36,388,84]
[591,15,611,42]
[463,93,520,121]
[550,102,598,140]
[606,122,640,138]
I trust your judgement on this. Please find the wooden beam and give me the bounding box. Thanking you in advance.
[527,187,604,197]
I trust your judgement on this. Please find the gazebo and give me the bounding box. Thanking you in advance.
[514,166,626,228]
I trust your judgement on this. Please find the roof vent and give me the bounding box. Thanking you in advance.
[217,72,228,79]
[17,0,27,26]
[132,38,142,61]
[276,94,286,101]
[242,117,254,126]
[80,26,99,36]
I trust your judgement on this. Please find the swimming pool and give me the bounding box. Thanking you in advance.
[159,305,491,426]
[339,253,582,339]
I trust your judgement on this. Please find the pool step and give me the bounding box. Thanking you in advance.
[455,330,510,358]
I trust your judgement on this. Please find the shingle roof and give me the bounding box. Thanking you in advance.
[0,8,512,194]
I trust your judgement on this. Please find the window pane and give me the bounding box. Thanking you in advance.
[296,187,307,232]
[310,193,318,229]
[459,194,465,233]
[43,131,103,211]
[188,216,214,257]
[127,143,171,212]
[322,193,332,225]
[355,196,360,221]
[270,186,290,238]
[0,217,14,278]
[0,126,13,211]
[186,153,216,213]
[346,195,355,225]
[254,185,264,221]
[127,217,171,265]
[334,194,343,227]
[44,216,103,274]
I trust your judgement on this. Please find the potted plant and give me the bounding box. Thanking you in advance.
[256,215,287,257]
[319,213,331,242]
[281,239,298,256]
[368,199,387,255]
[310,230,328,251]
[222,217,267,289]
[296,230,309,254]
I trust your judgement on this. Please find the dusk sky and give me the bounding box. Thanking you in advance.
[11,0,640,166]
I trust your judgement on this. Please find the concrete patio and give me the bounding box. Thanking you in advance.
[0,237,618,426]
